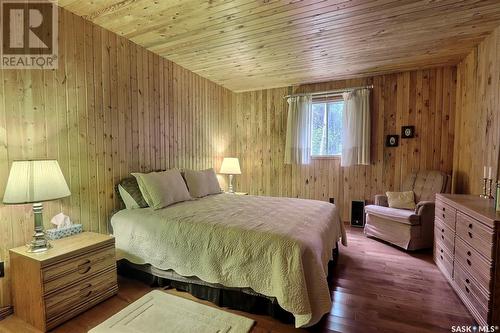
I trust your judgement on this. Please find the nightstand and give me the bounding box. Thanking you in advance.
[9,232,118,332]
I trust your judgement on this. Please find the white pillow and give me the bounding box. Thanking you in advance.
[183,168,222,198]
[132,169,192,210]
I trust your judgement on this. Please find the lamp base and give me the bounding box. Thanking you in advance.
[27,203,51,253]
[27,235,51,253]
[227,174,235,193]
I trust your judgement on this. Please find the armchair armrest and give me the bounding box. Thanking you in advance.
[374,194,388,207]
[415,201,435,215]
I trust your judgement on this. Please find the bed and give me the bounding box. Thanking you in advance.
[111,193,346,327]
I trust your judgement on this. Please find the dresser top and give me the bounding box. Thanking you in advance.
[437,194,500,224]
[9,232,114,263]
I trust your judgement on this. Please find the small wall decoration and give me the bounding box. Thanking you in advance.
[402,126,415,139]
[386,135,399,147]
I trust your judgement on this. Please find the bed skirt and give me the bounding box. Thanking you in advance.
[117,244,339,324]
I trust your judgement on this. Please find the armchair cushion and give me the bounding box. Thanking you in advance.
[412,170,447,202]
[386,191,416,210]
[365,204,420,225]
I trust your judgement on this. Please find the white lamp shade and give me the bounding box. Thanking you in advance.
[3,160,71,204]
[219,158,241,175]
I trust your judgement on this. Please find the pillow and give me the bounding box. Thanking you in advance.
[117,177,148,209]
[386,191,416,210]
[183,168,222,198]
[132,169,192,210]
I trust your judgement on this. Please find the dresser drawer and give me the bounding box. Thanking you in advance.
[45,268,117,320]
[434,218,454,254]
[454,262,490,325]
[434,241,453,279]
[436,200,457,231]
[455,237,492,293]
[43,246,116,294]
[456,212,494,260]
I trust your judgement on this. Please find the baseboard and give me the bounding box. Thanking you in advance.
[0,306,13,320]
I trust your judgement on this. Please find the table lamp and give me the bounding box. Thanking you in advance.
[219,157,241,193]
[3,160,71,252]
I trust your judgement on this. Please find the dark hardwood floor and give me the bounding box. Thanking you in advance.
[0,226,474,333]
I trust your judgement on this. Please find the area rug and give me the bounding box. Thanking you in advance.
[88,290,255,333]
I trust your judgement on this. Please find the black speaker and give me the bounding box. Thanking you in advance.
[351,200,365,228]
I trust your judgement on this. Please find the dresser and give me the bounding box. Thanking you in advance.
[9,232,118,332]
[434,194,500,325]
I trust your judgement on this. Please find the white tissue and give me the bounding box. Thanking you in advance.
[50,212,72,229]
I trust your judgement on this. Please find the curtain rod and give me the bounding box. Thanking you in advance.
[283,84,374,99]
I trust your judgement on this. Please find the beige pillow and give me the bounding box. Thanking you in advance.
[132,169,191,210]
[386,191,416,210]
[183,168,222,198]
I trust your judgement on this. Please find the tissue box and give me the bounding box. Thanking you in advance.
[46,224,83,240]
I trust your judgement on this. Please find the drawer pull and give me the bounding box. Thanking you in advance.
[442,207,445,211]
[80,283,92,290]
[78,265,92,274]
[81,289,93,298]
[441,228,445,233]
[442,214,445,218]
[465,278,470,284]
[441,235,444,240]
[466,259,471,266]
[468,223,473,229]
[440,248,443,253]
[465,286,470,294]
[77,259,92,274]
[467,251,471,256]
[468,232,473,239]
[440,255,443,260]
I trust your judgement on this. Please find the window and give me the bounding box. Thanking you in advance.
[311,99,343,156]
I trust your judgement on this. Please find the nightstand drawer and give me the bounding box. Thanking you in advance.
[43,246,116,294]
[45,268,117,320]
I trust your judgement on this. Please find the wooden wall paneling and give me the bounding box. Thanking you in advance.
[93,24,106,232]
[447,68,457,174]
[85,20,97,233]
[453,25,500,194]
[231,67,457,221]
[0,63,11,309]
[0,7,233,308]
[77,16,90,233]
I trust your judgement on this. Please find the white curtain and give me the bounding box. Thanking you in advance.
[341,89,371,167]
[285,95,312,165]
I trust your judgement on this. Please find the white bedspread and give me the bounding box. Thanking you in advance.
[111,194,346,327]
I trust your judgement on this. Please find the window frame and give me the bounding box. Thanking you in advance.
[310,96,343,159]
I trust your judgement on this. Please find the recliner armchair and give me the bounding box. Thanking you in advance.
[364,170,451,250]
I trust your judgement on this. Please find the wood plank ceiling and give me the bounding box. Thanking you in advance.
[58,0,500,92]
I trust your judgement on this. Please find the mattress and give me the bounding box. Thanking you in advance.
[111,193,346,327]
